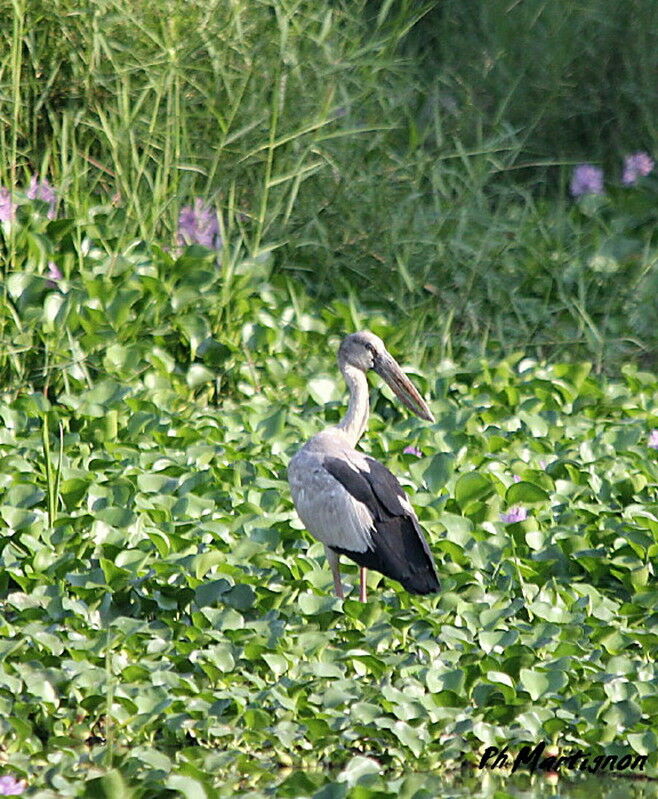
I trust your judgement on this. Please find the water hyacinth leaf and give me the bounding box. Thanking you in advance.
[505,481,549,504]
[308,375,340,405]
[258,407,287,440]
[454,472,494,507]
[186,364,215,388]
[129,747,173,773]
[42,292,67,328]
[276,772,322,797]
[178,314,211,359]
[164,774,208,799]
[426,668,465,694]
[198,337,231,368]
[147,347,177,374]
[137,473,178,494]
[383,719,426,758]
[518,411,549,437]
[298,593,340,615]
[629,565,650,589]
[206,643,235,673]
[0,506,38,529]
[338,756,381,787]
[84,770,131,799]
[100,559,131,589]
[7,272,37,300]
[244,708,271,730]
[486,670,515,689]
[223,584,255,611]
[95,506,134,527]
[602,700,642,728]
[173,247,218,278]
[4,483,45,508]
[519,668,568,700]
[434,512,473,542]
[194,551,225,580]
[604,679,636,702]
[23,672,58,706]
[106,288,142,328]
[627,730,657,755]
[527,600,572,623]
[525,530,546,550]
[478,630,517,654]
[552,362,593,393]
[343,599,382,626]
[435,539,468,566]
[194,579,231,607]
[104,343,144,375]
[263,653,288,677]
[81,379,129,408]
[422,453,454,493]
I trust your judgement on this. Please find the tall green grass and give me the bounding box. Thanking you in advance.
[0,0,657,376]
[409,0,658,167]
[1,6,658,792]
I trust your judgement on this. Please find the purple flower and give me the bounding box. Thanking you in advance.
[177,199,221,250]
[622,152,654,186]
[403,445,422,457]
[27,175,57,219]
[0,187,14,223]
[500,507,528,524]
[0,775,26,795]
[648,430,658,450]
[570,164,604,197]
[46,262,63,288]
[48,262,62,281]
[512,474,521,483]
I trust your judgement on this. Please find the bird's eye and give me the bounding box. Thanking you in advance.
[364,344,377,362]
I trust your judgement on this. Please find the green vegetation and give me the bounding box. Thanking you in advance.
[411,0,658,166]
[1,265,658,794]
[0,0,657,796]
[2,0,658,369]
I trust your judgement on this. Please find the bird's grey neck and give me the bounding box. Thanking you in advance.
[335,364,369,446]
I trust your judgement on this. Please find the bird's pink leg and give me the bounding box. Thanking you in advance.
[325,546,344,599]
[359,567,367,602]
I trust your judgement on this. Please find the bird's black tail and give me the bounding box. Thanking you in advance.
[332,516,440,595]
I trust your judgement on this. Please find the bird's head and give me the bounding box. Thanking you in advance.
[338,330,434,423]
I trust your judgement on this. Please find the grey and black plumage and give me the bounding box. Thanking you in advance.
[288,330,440,601]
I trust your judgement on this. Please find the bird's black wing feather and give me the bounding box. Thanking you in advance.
[321,456,384,519]
[323,454,440,595]
[362,455,416,517]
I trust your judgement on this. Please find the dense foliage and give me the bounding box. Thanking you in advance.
[409,0,658,166]
[0,1,657,796]
[0,207,657,794]
[1,0,658,368]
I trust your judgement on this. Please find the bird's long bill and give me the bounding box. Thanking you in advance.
[374,353,435,422]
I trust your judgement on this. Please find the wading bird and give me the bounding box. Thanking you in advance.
[288,331,440,601]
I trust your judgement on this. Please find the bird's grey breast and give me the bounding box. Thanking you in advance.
[288,431,374,552]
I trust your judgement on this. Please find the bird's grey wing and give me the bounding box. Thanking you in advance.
[288,449,373,553]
